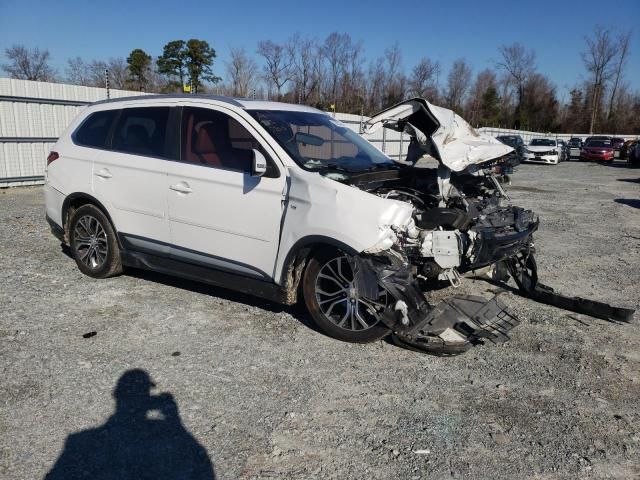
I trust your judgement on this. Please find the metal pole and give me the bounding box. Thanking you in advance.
[382,127,387,153]
[105,69,110,100]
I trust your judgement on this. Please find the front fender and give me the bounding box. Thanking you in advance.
[273,168,414,283]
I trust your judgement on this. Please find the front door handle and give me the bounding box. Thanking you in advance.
[95,168,112,179]
[170,182,193,194]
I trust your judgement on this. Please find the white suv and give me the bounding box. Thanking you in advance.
[45,96,538,354]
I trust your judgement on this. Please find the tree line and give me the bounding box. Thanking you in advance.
[2,27,637,134]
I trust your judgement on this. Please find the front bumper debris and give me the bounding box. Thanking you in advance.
[507,252,634,323]
[357,247,634,356]
[389,294,520,355]
[354,252,521,355]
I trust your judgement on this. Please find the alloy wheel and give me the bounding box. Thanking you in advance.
[314,255,388,331]
[73,215,109,269]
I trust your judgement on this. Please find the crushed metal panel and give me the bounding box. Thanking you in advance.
[365,97,513,171]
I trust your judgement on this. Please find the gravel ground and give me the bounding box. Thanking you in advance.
[1,160,639,480]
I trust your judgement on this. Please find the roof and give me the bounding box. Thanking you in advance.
[91,94,323,113]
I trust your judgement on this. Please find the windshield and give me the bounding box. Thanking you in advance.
[530,139,556,147]
[585,140,611,147]
[248,110,394,172]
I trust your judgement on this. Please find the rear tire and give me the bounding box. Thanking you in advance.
[69,204,123,279]
[302,249,391,343]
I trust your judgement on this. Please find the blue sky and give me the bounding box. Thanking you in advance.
[1,0,638,99]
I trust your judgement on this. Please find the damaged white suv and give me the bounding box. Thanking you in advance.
[48,95,613,355]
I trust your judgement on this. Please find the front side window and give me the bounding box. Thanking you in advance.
[182,107,269,174]
[248,110,395,172]
[74,110,118,148]
[112,107,171,157]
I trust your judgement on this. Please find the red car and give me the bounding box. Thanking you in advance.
[580,140,615,162]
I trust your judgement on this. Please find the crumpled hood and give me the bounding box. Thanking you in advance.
[364,98,513,172]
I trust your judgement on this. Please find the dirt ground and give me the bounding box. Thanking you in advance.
[1,160,639,480]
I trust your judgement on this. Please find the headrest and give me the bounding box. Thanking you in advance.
[193,121,231,154]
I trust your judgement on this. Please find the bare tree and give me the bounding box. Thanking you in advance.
[408,57,440,100]
[521,73,559,131]
[383,42,405,105]
[497,43,535,102]
[226,47,258,97]
[366,57,386,112]
[2,45,55,81]
[323,32,351,104]
[466,69,498,125]
[445,59,472,113]
[496,42,536,127]
[81,58,128,89]
[66,57,91,85]
[606,31,632,123]
[582,26,620,133]
[257,40,292,100]
[287,34,318,103]
[340,39,365,112]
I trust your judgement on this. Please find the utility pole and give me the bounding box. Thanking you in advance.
[105,69,110,100]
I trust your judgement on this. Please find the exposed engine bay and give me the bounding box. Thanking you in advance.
[315,96,635,354]
[322,158,542,354]
[363,163,537,284]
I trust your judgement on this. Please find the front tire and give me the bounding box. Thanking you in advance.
[302,250,391,343]
[69,204,123,278]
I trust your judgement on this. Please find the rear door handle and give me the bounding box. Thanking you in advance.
[170,182,193,194]
[95,168,112,179]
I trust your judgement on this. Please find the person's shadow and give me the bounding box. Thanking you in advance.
[44,369,215,480]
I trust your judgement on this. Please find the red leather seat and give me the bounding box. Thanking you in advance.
[192,125,223,167]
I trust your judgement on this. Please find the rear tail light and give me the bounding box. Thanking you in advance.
[47,151,59,166]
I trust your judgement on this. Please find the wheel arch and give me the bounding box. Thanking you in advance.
[61,193,118,244]
[277,235,359,285]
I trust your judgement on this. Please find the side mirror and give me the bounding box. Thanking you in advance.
[252,149,267,177]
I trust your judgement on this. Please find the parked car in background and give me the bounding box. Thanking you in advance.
[584,135,611,144]
[496,135,526,161]
[523,138,560,165]
[567,137,583,160]
[557,139,568,162]
[611,137,625,159]
[580,139,615,162]
[628,141,640,166]
[619,139,635,160]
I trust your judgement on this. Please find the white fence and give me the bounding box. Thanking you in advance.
[0,78,145,187]
[1,78,636,187]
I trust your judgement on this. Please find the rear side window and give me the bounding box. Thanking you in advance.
[74,110,118,148]
[112,107,171,158]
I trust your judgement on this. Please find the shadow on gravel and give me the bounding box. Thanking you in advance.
[614,198,640,209]
[603,161,633,168]
[59,240,323,337]
[44,369,216,480]
[125,267,322,335]
[617,178,640,184]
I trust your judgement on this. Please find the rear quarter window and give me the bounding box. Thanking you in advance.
[73,110,118,148]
